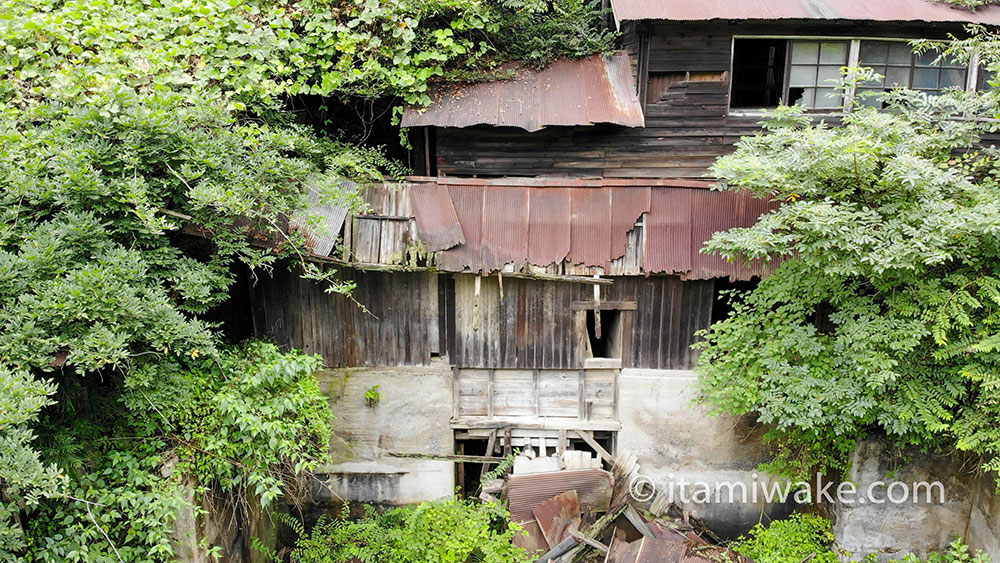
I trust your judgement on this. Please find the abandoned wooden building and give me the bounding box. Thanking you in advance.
[249,0,1000,552]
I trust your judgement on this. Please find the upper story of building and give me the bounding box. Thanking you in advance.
[402,0,1000,179]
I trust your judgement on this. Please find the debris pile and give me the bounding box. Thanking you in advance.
[485,446,750,563]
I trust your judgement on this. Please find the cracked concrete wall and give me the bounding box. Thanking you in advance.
[311,363,455,506]
[615,369,794,540]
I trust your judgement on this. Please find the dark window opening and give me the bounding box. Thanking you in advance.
[586,309,622,359]
[711,278,759,325]
[731,39,788,109]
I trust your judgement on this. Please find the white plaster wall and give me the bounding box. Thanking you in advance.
[312,364,455,505]
[616,369,792,539]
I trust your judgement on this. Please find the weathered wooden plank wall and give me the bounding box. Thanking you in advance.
[434,21,966,179]
[452,274,714,370]
[250,266,444,367]
[252,268,713,370]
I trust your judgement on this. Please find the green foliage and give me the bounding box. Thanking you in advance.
[902,539,992,563]
[0,0,616,110]
[364,384,381,407]
[696,79,1000,482]
[732,514,840,563]
[287,499,531,563]
[20,342,330,562]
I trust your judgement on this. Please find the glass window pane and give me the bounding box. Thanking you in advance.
[817,65,843,85]
[888,43,913,65]
[979,68,995,91]
[916,50,939,66]
[792,88,815,107]
[886,66,911,87]
[819,42,848,64]
[940,68,966,89]
[861,66,886,87]
[857,89,883,107]
[789,64,817,87]
[814,88,842,109]
[913,68,939,89]
[860,41,888,64]
[791,41,819,64]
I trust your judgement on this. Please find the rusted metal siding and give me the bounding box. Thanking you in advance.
[610,0,1000,25]
[410,177,776,280]
[409,182,464,251]
[527,189,572,266]
[401,52,645,132]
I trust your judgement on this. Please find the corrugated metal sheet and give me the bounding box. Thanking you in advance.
[569,187,612,267]
[482,186,529,270]
[288,179,356,257]
[400,52,645,132]
[507,469,613,523]
[611,0,1000,25]
[528,188,572,266]
[408,178,776,280]
[409,182,464,251]
[532,490,581,548]
[686,189,780,280]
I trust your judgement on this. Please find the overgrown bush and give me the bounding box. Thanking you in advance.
[280,499,531,563]
[732,514,841,563]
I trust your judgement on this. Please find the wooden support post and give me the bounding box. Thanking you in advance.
[533,369,540,418]
[574,430,615,466]
[593,277,602,339]
[503,427,512,457]
[480,429,497,482]
[577,369,586,420]
[473,274,481,331]
[557,429,567,460]
[451,366,460,420]
[487,368,495,420]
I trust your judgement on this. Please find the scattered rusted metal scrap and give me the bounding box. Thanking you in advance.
[489,449,748,563]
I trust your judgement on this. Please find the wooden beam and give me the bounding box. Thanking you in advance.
[480,429,498,482]
[451,419,622,432]
[568,528,608,554]
[624,506,656,539]
[574,430,615,466]
[385,452,505,464]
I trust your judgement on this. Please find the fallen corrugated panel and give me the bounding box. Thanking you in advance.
[400,52,644,132]
[568,187,613,267]
[532,490,582,549]
[644,188,693,274]
[687,189,780,280]
[604,538,687,563]
[507,469,613,523]
[288,179,355,257]
[512,520,549,557]
[409,181,465,252]
[610,187,651,261]
[435,185,484,272]
[527,188,572,266]
[611,0,1000,25]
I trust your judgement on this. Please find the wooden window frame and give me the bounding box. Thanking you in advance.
[728,35,983,117]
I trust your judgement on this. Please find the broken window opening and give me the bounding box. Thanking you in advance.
[730,39,788,109]
[586,309,622,359]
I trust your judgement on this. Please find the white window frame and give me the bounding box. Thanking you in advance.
[728,35,980,117]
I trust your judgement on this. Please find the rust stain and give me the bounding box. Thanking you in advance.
[401,52,644,132]
[527,188,572,266]
[532,490,582,549]
[568,187,612,267]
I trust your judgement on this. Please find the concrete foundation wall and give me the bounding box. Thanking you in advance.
[312,364,455,506]
[616,369,793,540]
[968,473,1000,558]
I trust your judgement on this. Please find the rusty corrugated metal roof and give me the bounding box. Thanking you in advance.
[569,187,612,267]
[409,182,465,251]
[400,52,645,132]
[527,188,572,266]
[611,0,1000,25]
[531,490,581,548]
[686,189,780,280]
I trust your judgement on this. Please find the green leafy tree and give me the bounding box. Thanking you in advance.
[696,75,1000,482]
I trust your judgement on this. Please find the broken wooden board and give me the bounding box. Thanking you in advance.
[532,490,582,549]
